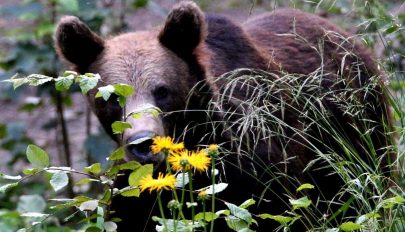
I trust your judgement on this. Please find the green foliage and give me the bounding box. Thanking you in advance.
[49,171,69,192]
[84,163,102,175]
[107,148,126,161]
[259,214,298,227]
[128,164,153,187]
[339,221,362,231]
[111,122,132,134]
[78,74,101,94]
[289,196,312,210]
[296,183,315,192]
[26,145,49,168]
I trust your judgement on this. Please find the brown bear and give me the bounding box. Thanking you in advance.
[54,1,392,231]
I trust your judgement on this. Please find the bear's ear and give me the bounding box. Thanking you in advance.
[54,16,104,71]
[159,1,206,59]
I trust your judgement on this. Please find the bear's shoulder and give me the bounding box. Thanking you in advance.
[204,14,269,75]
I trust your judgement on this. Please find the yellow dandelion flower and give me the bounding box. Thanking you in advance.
[189,150,211,173]
[139,173,176,193]
[168,150,193,172]
[168,149,211,172]
[150,136,184,155]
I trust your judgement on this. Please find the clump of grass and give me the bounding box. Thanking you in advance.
[191,63,403,230]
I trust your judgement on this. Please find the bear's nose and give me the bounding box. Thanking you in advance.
[126,131,155,163]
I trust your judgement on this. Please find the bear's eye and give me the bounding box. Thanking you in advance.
[153,86,170,101]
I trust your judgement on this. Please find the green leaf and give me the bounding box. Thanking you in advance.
[111,121,132,134]
[0,182,18,193]
[55,75,74,91]
[106,166,120,176]
[296,183,315,192]
[117,96,126,108]
[120,187,140,197]
[128,104,162,119]
[5,73,28,89]
[85,227,102,232]
[239,199,255,209]
[152,217,204,231]
[63,70,78,76]
[195,212,218,222]
[21,212,50,218]
[99,190,112,205]
[26,74,53,86]
[108,147,126,161]
[216,209,230,216]
[225,216,250,231]
[113,83,134,97]
[259,214,295,226]
[84,163,102,174]
[26,144,49,168]
[50,171,69,192]
[96,206,104,229]
[237,229,255,232]
[22,168,39,175]
[74,195,93,202]
[289,196,312,210]
[339,221,362,231]
[119,161,141,170]
[96,85,115,101]
[325,229,339,232]
[17,195,46,213]
[128,164,153,187]
[104,221,118,232]
[79,200,99,212]
[224,202,252,225]
[175,172,189,188]
[12,78,30,89]
[384,24,399,34]
[75,178,98,185]
[78,73,100,94]
[381,195,405,209]
[0,173,22,180]
[201,183,228,195]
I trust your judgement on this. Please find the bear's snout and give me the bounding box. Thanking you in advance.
[126,131,160,164]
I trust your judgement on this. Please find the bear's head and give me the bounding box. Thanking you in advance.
[55,2,214,164]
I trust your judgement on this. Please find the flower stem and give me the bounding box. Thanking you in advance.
[188,170,196,231]
[180,171,186,216]
[157,192,168,229]
[202,199,207,232]
[166,159,185,220]
[210,158,216,232]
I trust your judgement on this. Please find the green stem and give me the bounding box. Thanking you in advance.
[180,171,186,216]
[202,199,207,232]
[210,158,216,232]
[188,170,196,231]
[157,192,167,229]
[166,159,185,220]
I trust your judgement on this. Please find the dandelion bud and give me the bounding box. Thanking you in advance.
[207,144,219,157]
[197,191,208,201]
[167,199,181,210]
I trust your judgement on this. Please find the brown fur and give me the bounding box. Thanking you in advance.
[54,2,392,231]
